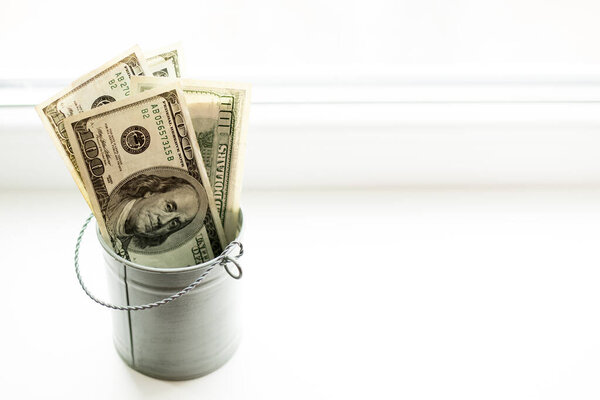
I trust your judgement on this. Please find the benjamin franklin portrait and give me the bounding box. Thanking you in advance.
[106,171,208,254]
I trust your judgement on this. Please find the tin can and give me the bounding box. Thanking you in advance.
[96,213,243,380]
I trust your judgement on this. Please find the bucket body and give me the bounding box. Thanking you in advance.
[98,214,243,380]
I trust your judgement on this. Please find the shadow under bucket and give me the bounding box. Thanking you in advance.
[94,212,244,381]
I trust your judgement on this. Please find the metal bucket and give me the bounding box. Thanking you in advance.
[92,212,244,381]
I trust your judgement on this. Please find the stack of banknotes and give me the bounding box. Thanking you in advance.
[36,45,250,268]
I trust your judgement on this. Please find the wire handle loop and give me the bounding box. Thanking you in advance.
[74,213,243,311]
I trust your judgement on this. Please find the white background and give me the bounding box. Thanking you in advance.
[2,1,600,399]
[3,0,600,80]
[4,0,600,189]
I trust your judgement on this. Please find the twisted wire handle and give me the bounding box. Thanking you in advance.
[74,213,243,311]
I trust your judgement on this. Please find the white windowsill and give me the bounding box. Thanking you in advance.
[3,187,600,399]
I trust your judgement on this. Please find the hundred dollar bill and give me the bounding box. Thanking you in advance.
[146,43,183,78]
[64,83,226,267]
[36,46,150,206]
[131,76,250,241]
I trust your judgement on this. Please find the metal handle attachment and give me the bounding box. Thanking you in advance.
[74,214,243,311]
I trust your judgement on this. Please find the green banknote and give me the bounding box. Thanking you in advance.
[131,76,250,241]
[146,43,183,78]
[36,46,150,206]
[64,83,226,267]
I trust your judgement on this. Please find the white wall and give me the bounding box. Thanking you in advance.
[3,0,600,80]
[2,0,600,189]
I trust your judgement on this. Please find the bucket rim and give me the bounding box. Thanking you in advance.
[96,210,244,273]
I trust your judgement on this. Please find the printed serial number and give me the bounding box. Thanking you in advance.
[109,72,130,96]
[141,104,174,161]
